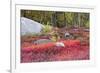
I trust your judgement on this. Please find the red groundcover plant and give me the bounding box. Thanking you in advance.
[21,39,89,63]
[22,40,80,51]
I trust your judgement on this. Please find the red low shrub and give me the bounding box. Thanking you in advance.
[22,40,80,52]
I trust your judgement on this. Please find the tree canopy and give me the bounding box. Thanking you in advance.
[21,10,89,28]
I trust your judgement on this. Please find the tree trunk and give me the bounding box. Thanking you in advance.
[78,13,81,28]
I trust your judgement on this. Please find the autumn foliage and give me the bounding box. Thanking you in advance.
[21,39,89,63]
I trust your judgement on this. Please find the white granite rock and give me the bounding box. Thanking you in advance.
[21,17,44,35]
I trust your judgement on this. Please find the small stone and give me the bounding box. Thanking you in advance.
[33,39,53,44]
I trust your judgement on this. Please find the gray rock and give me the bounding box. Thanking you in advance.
[84,29,89,32]
[21,17,44,35]
[33,39,53,44]
[64,32,70,37]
